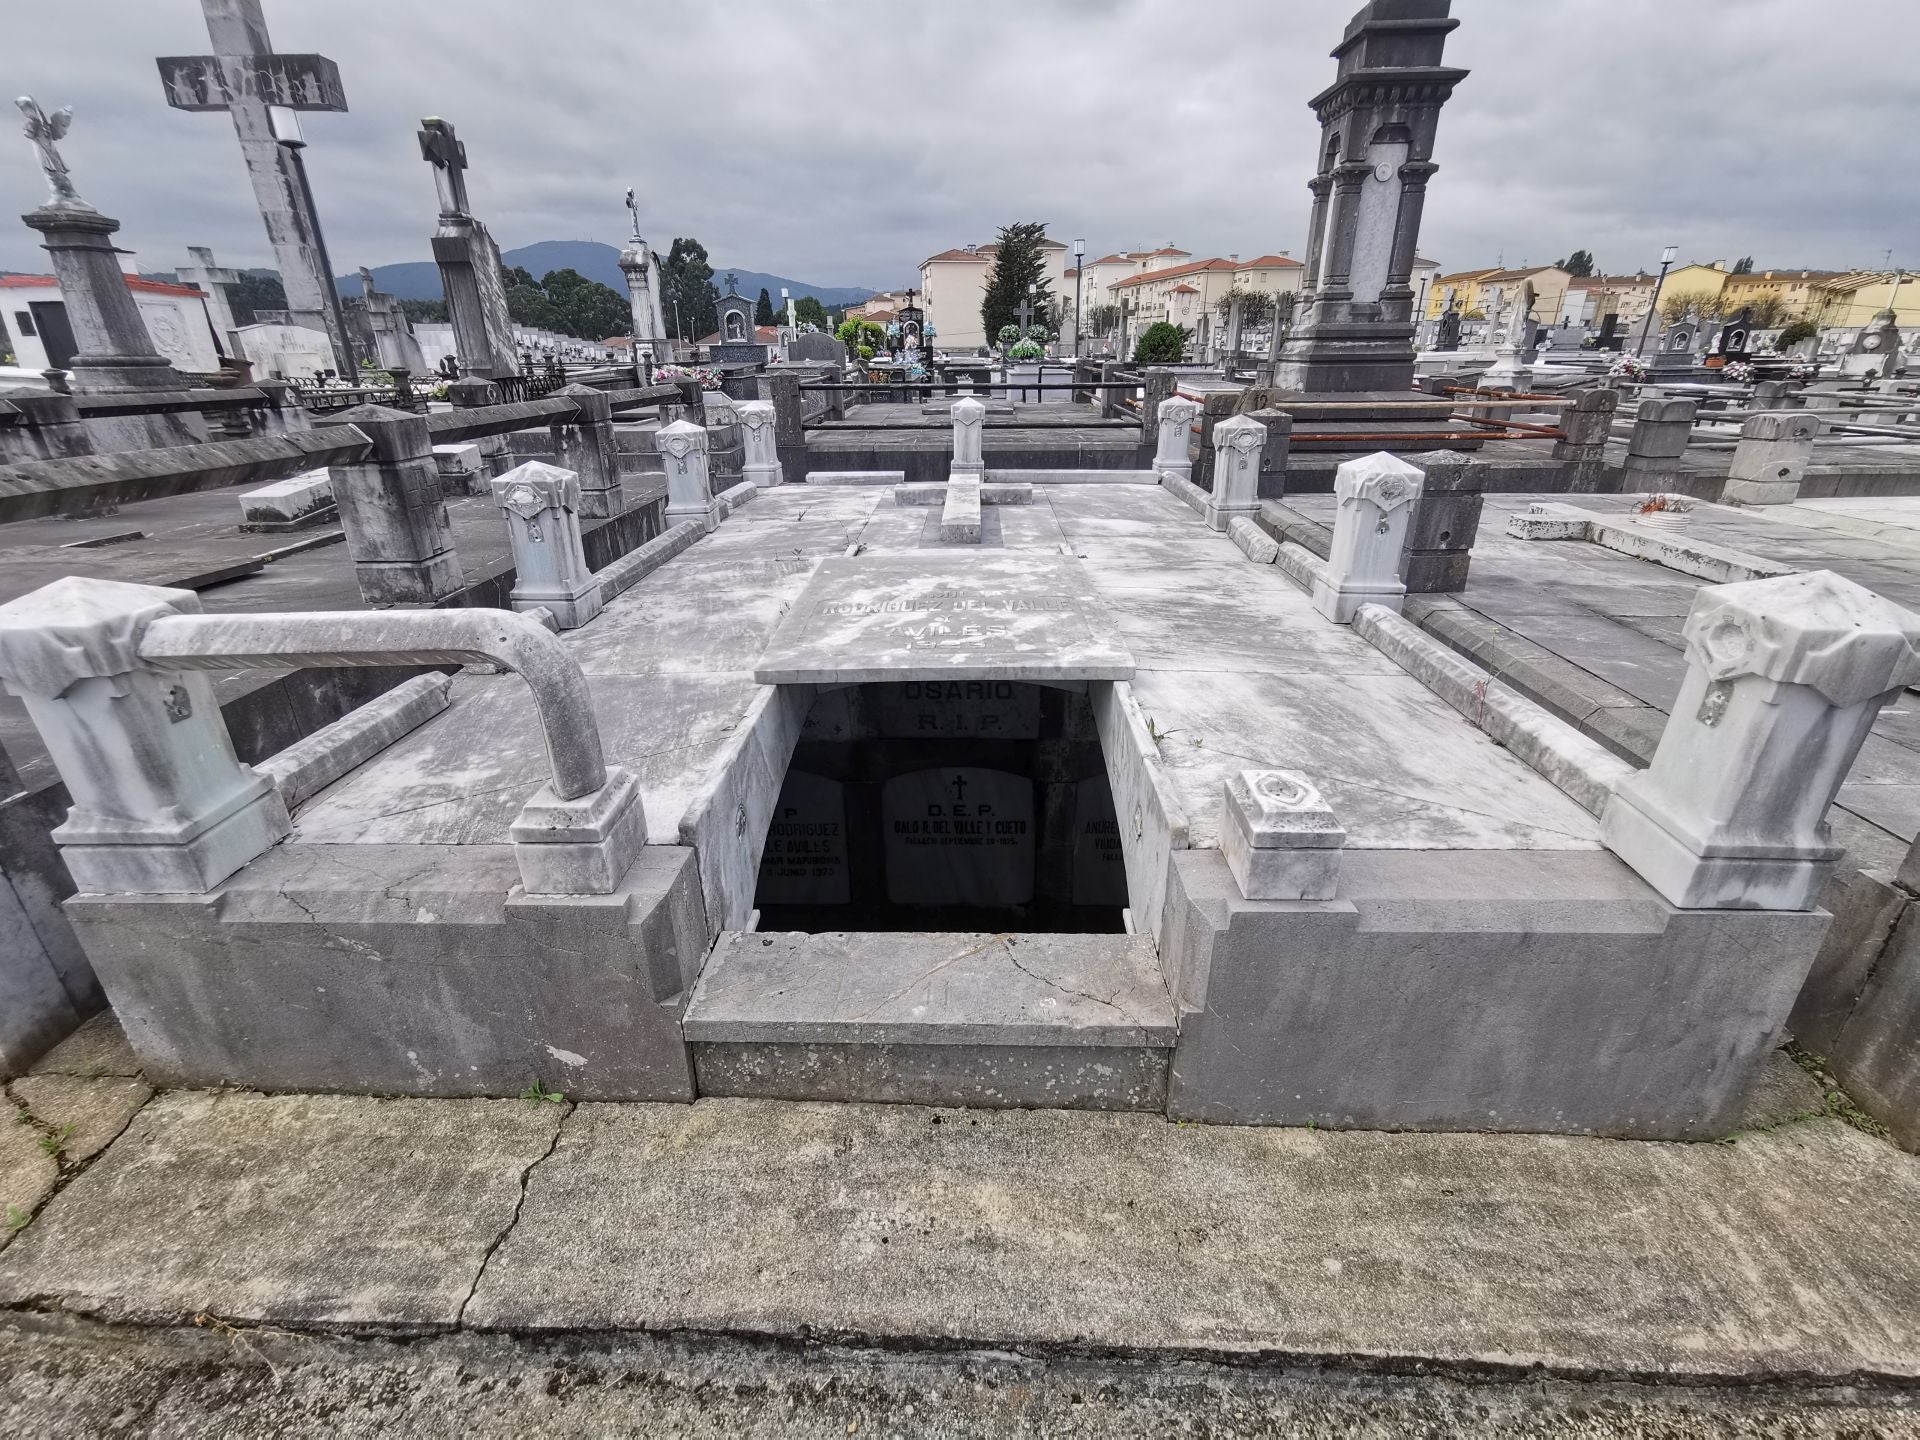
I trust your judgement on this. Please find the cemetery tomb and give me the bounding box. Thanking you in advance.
[0,464,1859,1136]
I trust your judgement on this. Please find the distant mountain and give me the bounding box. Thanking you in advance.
[333,241,876,308]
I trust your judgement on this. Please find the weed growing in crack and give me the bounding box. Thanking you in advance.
[521,1081,566,1106]
[3,1204,29,1234]
[36,1122,75,1158]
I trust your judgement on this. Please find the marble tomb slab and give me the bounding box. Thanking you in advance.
[754,552,1135,685]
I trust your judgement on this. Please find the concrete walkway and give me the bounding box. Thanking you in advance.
[4,1021,1920,1401]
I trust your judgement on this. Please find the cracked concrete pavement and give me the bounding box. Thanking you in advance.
[1,1019,1919,1430]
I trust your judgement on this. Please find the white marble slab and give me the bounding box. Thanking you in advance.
[754,552,1135,684]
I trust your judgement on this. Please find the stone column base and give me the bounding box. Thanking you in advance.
[1601,787,1835,911]
[510,766,648,895]
[56,781,291,895]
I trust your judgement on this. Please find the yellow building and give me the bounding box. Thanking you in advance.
[1721,270,1842,322]
[1426,265,1569,324]
[1809,272,1919,330]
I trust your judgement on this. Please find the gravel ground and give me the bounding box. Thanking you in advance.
[3,1316,1918,1438]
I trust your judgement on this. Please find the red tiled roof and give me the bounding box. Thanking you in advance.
[1169,284,1200,295]
[697,324,781,345]
[1111,258,1237,289]
[1236,254,1302,269]
[1147,247,1191,256]
[0,272,207,298]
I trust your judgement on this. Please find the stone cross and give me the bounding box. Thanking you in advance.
[16,97,82,207]
[157,0,353,374]
[417,117,471,219]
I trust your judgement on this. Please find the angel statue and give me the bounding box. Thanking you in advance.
[17,97,84,207]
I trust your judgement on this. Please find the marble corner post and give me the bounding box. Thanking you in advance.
[659,418,720,531]
[1191,392,1241,491]
[1401,450,1486,593]
[756,370,807,481]
[1253,408,1293,499]
[1152,396,1202,483]
[1551,388,1619,493]
[1622,397,1698,496]
[1751,380,1797,410]
[550,383,621,518]
[447,374,514,479]
[1723,410,1818,507]
[0,577,291,893]
[1137,369,1176,463]
[736,399,785,487]
[1220,770,1345,900]
[949,396,987,480]
[1603,570,1920,910]
[1203,414,1266,532]
[329,404,462,605]
[1310,452,1425,624]
[492,461,603,629]
[251,378,313,436]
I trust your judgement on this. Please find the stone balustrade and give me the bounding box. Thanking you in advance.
[0,577,645,896]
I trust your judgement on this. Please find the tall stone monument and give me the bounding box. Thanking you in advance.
[618,187,668,369]
[174,246,243,342]
[15,99,203,450]
[1273,0,1468,395]
[157,0,355,375]
[419,118,520,379]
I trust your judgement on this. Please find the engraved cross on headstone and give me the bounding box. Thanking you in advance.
[417,117,471,219]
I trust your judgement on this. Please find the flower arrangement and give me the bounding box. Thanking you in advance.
[1009,339,1044,360]
[654,364,722,391]
[1024,324,1050,343]
[1609,353,1649,380]
[1723,360,1755,384]
[1633,492,1694,527]
[996,324,1022,346]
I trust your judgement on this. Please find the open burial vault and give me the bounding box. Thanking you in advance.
[0,477,1869,1137]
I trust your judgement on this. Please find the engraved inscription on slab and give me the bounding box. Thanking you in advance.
[757,770,849,906]
[1071,780,1129,906]
[873,680,1041,739]
[882,768,1034,908]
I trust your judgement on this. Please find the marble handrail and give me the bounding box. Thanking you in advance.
[137,608,608,801]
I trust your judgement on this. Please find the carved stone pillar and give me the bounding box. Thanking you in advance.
[492,461,603,630]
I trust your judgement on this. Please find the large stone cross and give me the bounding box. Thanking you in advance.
[417,117,471,219]
[156,0,352,373]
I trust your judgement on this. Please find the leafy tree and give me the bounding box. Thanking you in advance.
[1732,256,1755,275]
[497,266,633,340]
[1744,294,1790,328]
[794,295,829,331]
[398,298,446,323]
[1213,287,1276,328]
[1132,321,1189,364]
[1556,249,1596,278]
[859,321,886,352]
[755,288,775,326]
[980,221,1055,341]
[661,238,720,341]
[226,270,287,325]
[835,318,863,346]
[1775,319,1818,349]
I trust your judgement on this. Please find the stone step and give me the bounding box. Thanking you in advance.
[684,930,1175,1111]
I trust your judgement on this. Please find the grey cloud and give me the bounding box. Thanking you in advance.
[4,0,1917,287]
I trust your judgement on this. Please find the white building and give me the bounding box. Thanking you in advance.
[1,273,223,375]
[919,238,1071,351]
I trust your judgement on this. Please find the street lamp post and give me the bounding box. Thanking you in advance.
[1635,244,1680,357]
[1071,237,1086,361]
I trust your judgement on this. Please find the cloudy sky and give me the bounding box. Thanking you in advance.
[5,1,1916,290]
